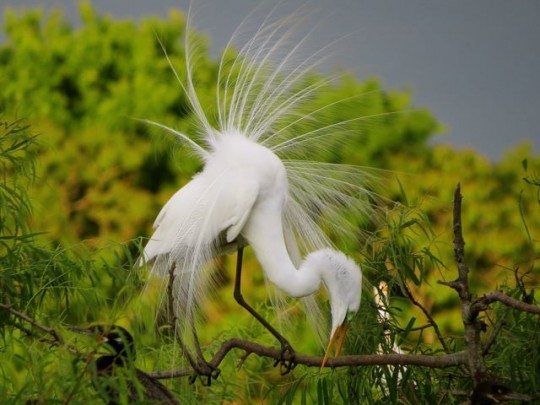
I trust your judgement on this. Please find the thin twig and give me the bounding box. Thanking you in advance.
[514,266,534,304]
[0,302,81,355]
[401,280,450,353]
[473,291,540,316]
[394,323,438,333]
[482,311,507,356]
[0,302,63,343]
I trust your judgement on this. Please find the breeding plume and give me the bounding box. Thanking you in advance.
[140,3,382,374]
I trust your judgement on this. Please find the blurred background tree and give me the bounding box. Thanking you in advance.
[0,2,538,404]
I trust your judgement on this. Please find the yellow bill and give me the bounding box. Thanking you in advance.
[321,322,349,369]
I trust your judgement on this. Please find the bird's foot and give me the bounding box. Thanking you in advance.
[273,341,296,375]
[188,360,221,386]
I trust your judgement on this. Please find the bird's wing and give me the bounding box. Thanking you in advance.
[141,168,262,331]
[140,178,205,267]
[142,171,259,267]
[222,177,259,243]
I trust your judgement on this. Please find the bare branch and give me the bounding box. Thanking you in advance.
[401,280,450,353]
[3,182,538,399]
[482,312,507,356]
[473,291,540,316]
[4,300,464,384]
[445,184,487,382]
[0,302,63,344]
[149,338,467,379]
[448,183,472,303]
[0,302,82,355]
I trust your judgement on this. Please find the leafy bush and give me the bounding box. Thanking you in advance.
[1,3,538,403]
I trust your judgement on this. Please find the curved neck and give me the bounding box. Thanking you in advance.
[242,209,321,297]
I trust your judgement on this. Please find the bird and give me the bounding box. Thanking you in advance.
[71,325,180,404]
[139,3,384,374]
[470,381,530,404]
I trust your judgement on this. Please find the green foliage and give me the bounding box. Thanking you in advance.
[0,118,40,311]
[381,145,540,338]
[0,3,437,248]
[0,2,539,404]
[1,3,204,247]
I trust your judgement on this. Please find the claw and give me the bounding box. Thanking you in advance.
[210,367,221,380]
[201,375,212,387]
[189,361,221,386]
[273,342,296,375]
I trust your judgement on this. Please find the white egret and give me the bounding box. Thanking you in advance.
[140,2,384,376]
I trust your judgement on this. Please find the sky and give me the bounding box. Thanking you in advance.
[2,0,539,161]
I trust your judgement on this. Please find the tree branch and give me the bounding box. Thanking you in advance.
[1,303,62,341]
[449,183,472,303]
[473,291,540,316]
[2,185,537,400]
[401,280,450,353]
[439,184,487,382]
[0,302,79,355]
[437,185,540,385]
[149,338,467,379]
[0,301,468,382]
[482,311,507,356]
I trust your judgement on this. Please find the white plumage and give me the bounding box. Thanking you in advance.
[140,2,382,367]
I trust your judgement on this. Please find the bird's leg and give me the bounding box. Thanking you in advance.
[167,263,219,384]
[188,311,221,384]
[171,310,220,386]
[233,247,296,374]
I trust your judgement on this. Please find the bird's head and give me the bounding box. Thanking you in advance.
[96,325,135,360]
[70,324,136,361]
[471,381,531,404]
[305,249,362,368]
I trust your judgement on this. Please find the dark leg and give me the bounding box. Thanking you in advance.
[233,247,296,374]
[167,263,219,385]
[188,310,220,384]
